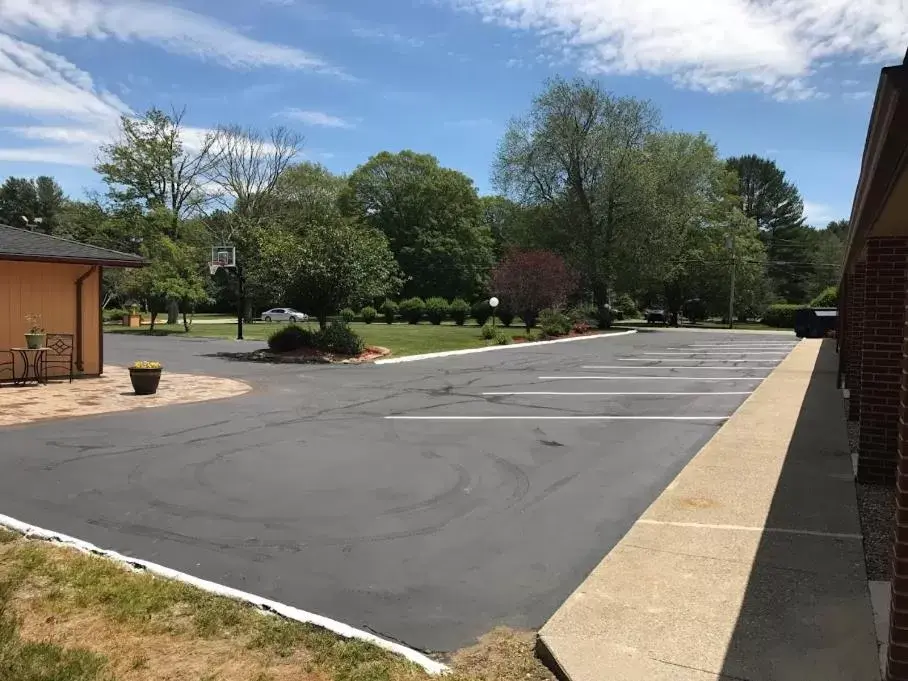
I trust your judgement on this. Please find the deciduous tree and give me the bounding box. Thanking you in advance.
[491,249,579,330]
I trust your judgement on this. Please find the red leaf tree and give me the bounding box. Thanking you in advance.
[491,249,579,330]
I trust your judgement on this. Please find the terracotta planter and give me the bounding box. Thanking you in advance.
[129,368,162,395]
[24,333,45,349]
[124,314,142,328]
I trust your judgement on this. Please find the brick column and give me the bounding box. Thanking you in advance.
[887,290,908,681]
[858,237,908,484]
[847,260,867,420]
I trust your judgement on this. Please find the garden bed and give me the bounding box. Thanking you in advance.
[214,345,392,365]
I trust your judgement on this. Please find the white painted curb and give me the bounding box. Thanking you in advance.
[0,513,448,675]
[375,329,637,365]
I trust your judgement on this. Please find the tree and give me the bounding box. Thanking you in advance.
[341,150,494,300]
[806,220,846,299]
[726,155,812,302]
[0,176,65,232]
[491,249,579,330]
[249,220,401,330]
[97,107,218,237]
[479,195,525,258]
[494,77,660,306]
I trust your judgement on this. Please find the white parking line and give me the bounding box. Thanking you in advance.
[538,376,763,381]
[643,352,787,356]
[616,358,778,363]
[385,415,729,421]
[581,365,771,370]
[482,391,752,396]
[670,347,794,351]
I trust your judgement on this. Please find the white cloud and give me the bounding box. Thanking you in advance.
[444,0,908,98]
[0,0,343,76]
[843,90,873,99]
[279,109,355,129]
[804,200,838,225]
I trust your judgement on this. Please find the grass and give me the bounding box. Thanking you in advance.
[105,321,620,357]
[0,531,554,681]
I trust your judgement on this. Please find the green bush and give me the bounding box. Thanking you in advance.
[268,324,314,352]
[538,308,572,337]
[400,297,426,324]
[526,330,542,342]
[318,321,364,355]
[811,286,838,307]
[450,298,470,326]
[595,306,614,329]
[425,297,450,325]
[497,305,516,327]
[480,323,497,340]
[340,307,356,323]
[361,306,377,324]
[494,331,511,345]
[472,300,492,326]
[614,293,638,319]
[380,299,398,324]
[568,303,597,326]
[682,298,707,323]
[103,307,129,323]
[762,304,807,328]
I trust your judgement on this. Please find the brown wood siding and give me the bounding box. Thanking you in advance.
[0,260,101,377]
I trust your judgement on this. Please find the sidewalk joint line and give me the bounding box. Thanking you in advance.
[637,519,862,540]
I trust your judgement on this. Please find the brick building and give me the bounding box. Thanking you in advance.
[839,49,908,680]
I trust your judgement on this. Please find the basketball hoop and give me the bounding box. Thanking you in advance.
[208,262,220,276]
[208,245,236,277]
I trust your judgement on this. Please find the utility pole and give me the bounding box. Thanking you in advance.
[726,230,736,330]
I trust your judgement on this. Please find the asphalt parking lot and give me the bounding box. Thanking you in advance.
[0,329,798,652]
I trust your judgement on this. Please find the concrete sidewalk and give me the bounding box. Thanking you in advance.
[538,339,881,680]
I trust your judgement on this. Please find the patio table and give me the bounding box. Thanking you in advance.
[11,347,48,386]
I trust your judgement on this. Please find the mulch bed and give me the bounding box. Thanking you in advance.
[212,345,391,365]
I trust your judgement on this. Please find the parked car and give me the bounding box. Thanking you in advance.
[794,307,837,338]
[260,308,308,323]
[644,308,667,325]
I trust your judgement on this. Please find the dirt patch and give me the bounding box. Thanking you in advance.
[0,534,554,681]
[0,367,250,428]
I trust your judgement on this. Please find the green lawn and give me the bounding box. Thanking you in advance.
[105,321,597,357]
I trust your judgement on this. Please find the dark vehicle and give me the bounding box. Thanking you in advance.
[645,308,667,325]
[794,307,837,338]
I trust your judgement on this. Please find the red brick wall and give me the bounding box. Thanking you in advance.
[847,260,866,421]
[858,237,908,484]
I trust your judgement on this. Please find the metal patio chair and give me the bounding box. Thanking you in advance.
[43,333,74,383]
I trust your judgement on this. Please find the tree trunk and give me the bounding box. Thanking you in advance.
[149,312,157,332]
[318,313,328,330]
[166,299,179,325]
[182,309,193,332]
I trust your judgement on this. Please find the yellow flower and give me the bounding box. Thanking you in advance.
[131,361,162,370]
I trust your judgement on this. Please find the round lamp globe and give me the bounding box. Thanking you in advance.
[489,297,500,308]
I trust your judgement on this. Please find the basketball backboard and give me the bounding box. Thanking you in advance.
[209,246,236,275]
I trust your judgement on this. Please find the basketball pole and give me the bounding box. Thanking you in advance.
[235,264,245,341]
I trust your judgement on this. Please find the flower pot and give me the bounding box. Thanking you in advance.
[129,368,162,395]
[24,333,45,349]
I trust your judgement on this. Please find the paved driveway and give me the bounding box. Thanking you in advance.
[0,329,797,652]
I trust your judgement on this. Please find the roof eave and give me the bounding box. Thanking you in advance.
[0,253,147,268]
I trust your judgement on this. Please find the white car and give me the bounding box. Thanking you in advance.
[260,307,308,323]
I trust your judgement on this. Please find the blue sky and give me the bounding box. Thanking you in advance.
[0,0,905,226]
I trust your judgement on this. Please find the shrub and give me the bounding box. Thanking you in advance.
[472,300,492,326]
[497,305,516,327]
[400,297,426,324]
[450,298,470,326]
[340,307,356,323]
[268,324,314,353]
[361,306,377,324]
[762,304,807,328]
[318,321,364,355]
[103,307,129,323]
[526,330,542,342]
[568,303,597,326]
[811,286,838,307]
[538,308,571,338]
[572,321,592,335]
[491,248,579,331]
[425,297,450,325]
[494,331,511,345]
[682,298,707,323]
[614,293,638,319]
[480,323,497,340]
[380,299,398,324]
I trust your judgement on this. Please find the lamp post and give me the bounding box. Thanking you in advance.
[489,297,499,330]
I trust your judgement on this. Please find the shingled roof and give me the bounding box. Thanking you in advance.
[0,224,146,267]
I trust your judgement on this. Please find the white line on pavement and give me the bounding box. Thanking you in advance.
[385,415,729,421]
[616,358,778,363]
[538,376,764,381]
[643,352,787,356]
[581,366,771,371]
[481,391,752,396]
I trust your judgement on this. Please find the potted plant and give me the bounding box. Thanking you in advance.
[124,304,142,328]
[129,360,162,395]
[24,313,45,349]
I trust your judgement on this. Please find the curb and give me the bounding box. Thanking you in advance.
[375,329,637,364]
[0,513,448,676]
